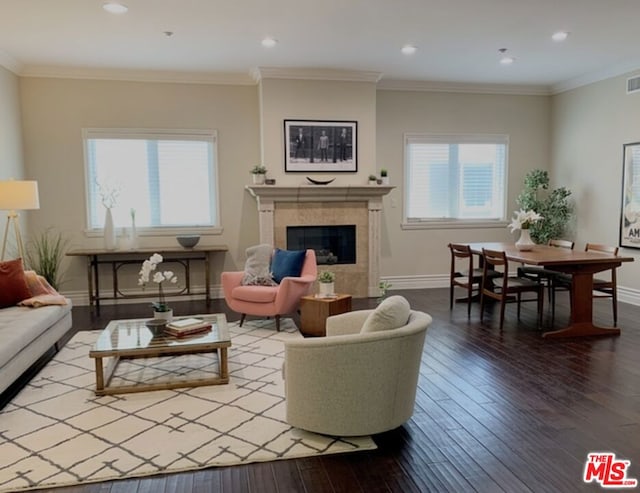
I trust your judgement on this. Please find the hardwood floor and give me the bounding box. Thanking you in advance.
[26,290,640,492]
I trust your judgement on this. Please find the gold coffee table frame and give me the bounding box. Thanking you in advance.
[89,313,231,396]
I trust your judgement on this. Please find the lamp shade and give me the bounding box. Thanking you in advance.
[0,180,40,210]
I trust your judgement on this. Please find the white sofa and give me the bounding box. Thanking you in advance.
[284,305,432,436]
[0,301,73,396]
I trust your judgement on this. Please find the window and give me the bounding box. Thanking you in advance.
[404,134,508,226]
[83,129,219,232]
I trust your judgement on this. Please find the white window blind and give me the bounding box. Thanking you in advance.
[405,134,508,223]
[83,129,219,230]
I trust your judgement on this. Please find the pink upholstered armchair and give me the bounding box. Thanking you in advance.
[221,249,317,331]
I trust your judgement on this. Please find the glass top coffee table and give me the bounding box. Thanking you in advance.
[89,313,231,396]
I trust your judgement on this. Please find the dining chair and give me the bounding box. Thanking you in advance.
[517,238,575,319]
[448,243,486,318]
[480,248,544,330]
[552,243,619,325]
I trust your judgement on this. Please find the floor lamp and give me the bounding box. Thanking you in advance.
[0,180,40,261]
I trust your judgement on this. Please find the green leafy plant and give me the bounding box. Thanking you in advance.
[318,271,335,283]
[25,229,69,290]
[250,165,267,175]
[368,174,377,181]
[377,280,392,304]
[380,168,388,177]
[516,169,572,244]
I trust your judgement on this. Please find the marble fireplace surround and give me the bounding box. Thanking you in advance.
[246,185,393,297]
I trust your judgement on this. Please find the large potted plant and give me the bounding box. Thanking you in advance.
[516,169,572,244]
[26,229,69,290]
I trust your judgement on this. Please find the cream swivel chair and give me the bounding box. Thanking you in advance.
[284,296,432,436]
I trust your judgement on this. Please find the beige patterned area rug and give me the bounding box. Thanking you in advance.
[0,319,375,492]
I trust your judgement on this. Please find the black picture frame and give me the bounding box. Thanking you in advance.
[620,142,640,248]
[284,120,357,172]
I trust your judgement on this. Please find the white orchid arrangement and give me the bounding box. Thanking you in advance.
[138,253,178,312]
[508,209,543,232]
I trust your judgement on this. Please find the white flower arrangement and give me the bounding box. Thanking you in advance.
[138,253,178,312]
[96,179,121,209]
[508,209,543,232]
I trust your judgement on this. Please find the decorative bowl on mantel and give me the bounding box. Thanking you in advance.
[306,177,335,186]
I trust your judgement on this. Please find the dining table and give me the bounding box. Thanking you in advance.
[466,242,634,339]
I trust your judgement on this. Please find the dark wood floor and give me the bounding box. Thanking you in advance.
[28,290,640,492]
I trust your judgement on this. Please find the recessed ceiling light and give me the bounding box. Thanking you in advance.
[498,48,514,65]
[163,31,174,37]
[103,2,128,14]
[401,44,417,55]
[552,31,569,42]
[262,37,278,48]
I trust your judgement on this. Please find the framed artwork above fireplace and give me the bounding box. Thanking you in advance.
[284,120,357,173]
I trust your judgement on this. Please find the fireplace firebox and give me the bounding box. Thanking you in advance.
[287,225,356,265]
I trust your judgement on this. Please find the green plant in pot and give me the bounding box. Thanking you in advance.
[516,169,572,244]
[25,228,69,291]
[250,165,267,184]
[380,168,389,185]
[318,271,336,297]
[368,174,377,184]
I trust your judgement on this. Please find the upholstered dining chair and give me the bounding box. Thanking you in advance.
[517,238,574,320]
[552,243,619,325]
[221,248,317,331]
[480,248,544,330]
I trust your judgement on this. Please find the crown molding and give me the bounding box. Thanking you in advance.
[18,65,255,85]
[252,67,383,83]
[377,78,551,96]
[551,59,640,94]
[0,50,23,75]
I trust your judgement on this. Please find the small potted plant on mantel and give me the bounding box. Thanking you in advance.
[368,174,378,185]
[380,168,389,185]
[250,165,267,185]
[318,271,336,297]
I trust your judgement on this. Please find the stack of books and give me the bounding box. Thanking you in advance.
[164,318,212,338]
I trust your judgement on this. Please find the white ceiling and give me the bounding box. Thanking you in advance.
[2,0,640,92]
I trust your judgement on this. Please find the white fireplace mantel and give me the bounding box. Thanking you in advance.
[245,184,394,297]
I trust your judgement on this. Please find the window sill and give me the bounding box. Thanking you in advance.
[84,226,223,237]
[401,220,508,230]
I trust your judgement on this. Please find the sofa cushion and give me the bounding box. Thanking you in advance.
[270,248,306,283]
[0,302,72,370]
[360,295,411,333]
[0,258,32,308]
[241,244,277,286]
[232,285,278,303]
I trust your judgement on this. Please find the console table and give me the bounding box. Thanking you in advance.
[67,246,228,313]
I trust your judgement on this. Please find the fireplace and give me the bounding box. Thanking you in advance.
[287,225,356,265]
[246,185,393,297]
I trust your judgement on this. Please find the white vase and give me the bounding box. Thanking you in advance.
[381,176,389,185]
[153,308,173,322]
[515,229,535,251]
[130,217,139,250]
[252,173,265,185]
[104,208,116,250]
[319,282,335,297]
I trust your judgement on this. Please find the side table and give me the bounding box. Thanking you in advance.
[300,294,352,336]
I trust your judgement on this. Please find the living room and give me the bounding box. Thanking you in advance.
[1,1,640,491]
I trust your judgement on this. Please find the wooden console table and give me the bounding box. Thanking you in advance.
[67,246,228,313]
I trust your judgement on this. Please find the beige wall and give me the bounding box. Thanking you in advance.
[0,66,26,256]
[258,78,377,184]
[376,89,551,278]
[552,74,640,292]
[19,77,262,294]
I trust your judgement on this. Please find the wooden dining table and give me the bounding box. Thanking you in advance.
[466,242,634,339]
